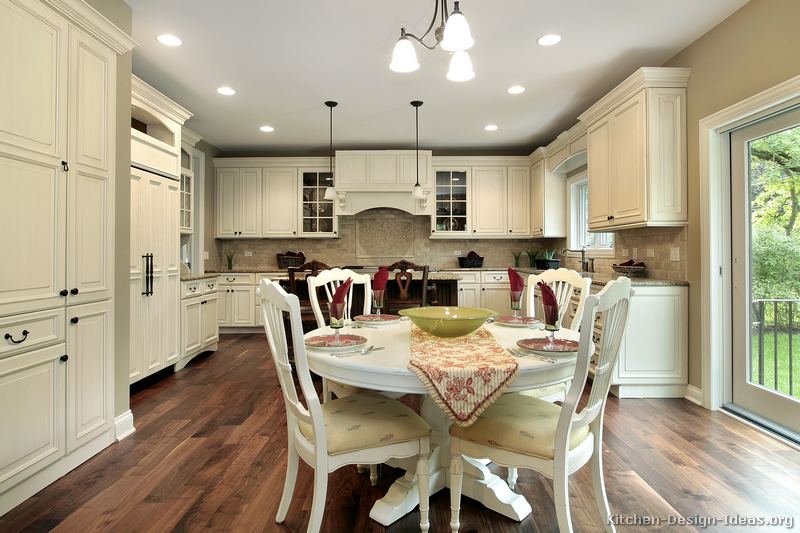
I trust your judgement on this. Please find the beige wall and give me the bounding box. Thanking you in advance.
[664,0,800,388]
[85,0,132,417]
[197,140,221,271]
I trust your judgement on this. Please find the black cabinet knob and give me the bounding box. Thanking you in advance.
[60,289,68,297]
[61,161,69,171]
[60,354,69,362]
[4,329,29,344]
[70,317,79,324]
[70,288,79,295]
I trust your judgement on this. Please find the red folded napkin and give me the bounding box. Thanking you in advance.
[508,268,525,293]
[537,281,559,325]
[373,266,390,290]
[332,278,353,304]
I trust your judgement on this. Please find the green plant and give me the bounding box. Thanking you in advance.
[525,249,538,266]
[539,249,557,260]
[225,251,235,270]
[511,250,523,268]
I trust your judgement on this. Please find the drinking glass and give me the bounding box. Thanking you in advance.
[373,289,385,316]
[542,303,560,348]
[327,302,346,346]
[509,290,523,322]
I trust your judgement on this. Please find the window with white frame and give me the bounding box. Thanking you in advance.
[568,173,614,254]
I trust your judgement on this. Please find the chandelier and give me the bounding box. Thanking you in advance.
[389,0,475,82]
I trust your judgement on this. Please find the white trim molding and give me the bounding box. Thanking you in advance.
[699,73,800,410]
[43,0,137,54]
[114,410,136,441]
[684,385,704,406]
[132,75,193,125]
[182,127,203,147]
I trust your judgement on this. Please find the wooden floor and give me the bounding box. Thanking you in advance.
[2,334,799,533]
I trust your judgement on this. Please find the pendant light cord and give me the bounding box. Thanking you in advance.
[415,104,419,187]
[329,104,333,174]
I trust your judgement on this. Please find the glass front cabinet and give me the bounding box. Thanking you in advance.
[432,168,470,236]
[299,169,337,237]
[180,148,193,234]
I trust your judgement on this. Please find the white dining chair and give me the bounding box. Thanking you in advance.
[527,268,592,331]
[258,279,432,533]
[307,268,373,403]
[449,277,633,533]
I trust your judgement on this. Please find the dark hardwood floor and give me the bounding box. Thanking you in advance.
[2,334,799,532]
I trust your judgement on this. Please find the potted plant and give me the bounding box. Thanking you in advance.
[535,249,561,270]
[511,250,523,268]
[525,249,538,268]
[225,251,235,271]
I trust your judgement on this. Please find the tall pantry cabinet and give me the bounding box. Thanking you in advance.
[0,0,134,516]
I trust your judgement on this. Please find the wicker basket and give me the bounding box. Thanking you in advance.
[458,256,484,268]
[277,253,305,269]
[611,264,646,277]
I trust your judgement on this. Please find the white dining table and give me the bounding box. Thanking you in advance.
[305,319,579,527]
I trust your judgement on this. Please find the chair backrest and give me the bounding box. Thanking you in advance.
[554,277,633,457]
[388,260,430,305]
[257,279,327,454]
[307,268,373,328]
[527,268,592,330]
[288,260,331,297]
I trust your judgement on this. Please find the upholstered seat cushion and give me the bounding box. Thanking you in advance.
[299,391,430,455]
[449,393,590,459]
[518,383,567,399]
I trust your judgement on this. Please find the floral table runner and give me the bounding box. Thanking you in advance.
[408,325,519,426]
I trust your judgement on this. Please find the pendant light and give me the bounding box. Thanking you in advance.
[411,100,425,199]
[390,29,420,73]
[446,50,475,82]
[323,101,337,201]
[441,2,474,52]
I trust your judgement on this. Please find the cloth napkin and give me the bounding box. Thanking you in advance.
[373,266,390,290]
[537,281,559,325]
[508,268,525,294]
[332,278,352,304]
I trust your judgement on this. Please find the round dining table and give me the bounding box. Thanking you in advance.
[305,319,579,527]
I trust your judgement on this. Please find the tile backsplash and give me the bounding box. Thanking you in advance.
[212,208,687,281]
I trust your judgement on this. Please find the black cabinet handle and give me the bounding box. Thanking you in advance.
[70,317,79,324]
[70,288,79,295]
[509,230,512,233]
[60,354,69,362]
[4,329,29,344]
[61,161,69,171]
[60,289,68,297]
[481,288,486,291]
[607,215,615,221]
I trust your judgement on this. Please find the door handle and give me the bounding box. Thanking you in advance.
[60,354,69,362]
[4,329,29,344]
[70,288,79,295]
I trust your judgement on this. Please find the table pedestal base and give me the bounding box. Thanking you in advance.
[368,396,532,526]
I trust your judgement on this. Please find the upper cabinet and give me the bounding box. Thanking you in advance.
[262,168,298,237]
[579,67,690,231]
[335,150,431,191]
[215,167,261,238]
[530,153,566,238]
[472,167,507,236]
[180,148,193,234]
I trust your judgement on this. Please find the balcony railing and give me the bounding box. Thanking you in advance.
[752,299,798,398]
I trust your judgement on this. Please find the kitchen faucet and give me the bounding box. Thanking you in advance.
[563,248,594,273]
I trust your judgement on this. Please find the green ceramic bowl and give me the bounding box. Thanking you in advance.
[398,306,497,338]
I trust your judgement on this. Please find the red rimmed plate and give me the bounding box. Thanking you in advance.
[494,316,542,328]
[516,337,579,356]
[305,334,368,351]
[353,314,401,324]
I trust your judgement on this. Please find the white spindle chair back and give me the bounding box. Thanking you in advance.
[307,268,372,328]
[527,268,592,330]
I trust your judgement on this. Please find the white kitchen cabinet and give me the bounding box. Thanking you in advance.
[335,150,432,190]
[180,148,193,234]
[218,274,256,328]
[215,167,262,238]
[262,168,298,237]
[65,300,112,452]
[201,296,219,346]
[299,169,337,237]
[481,286,512,315]
[431,168,470,236]
[530,156,567,238]
[230,287,255,326]
[457,284,480,308]
[472,167,507,236]
[579,68,689,230]
[182,297,202,355]
[507,166,531,236]
[399,152,431,187]
[0,343,66,495]
[180,282,218,363]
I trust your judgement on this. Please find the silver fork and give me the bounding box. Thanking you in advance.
[508,347,557,364]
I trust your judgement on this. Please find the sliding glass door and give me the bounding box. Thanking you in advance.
[730,106,800,436]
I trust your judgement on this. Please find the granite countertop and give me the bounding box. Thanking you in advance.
[180,273,220,281]
[206,268,461,281]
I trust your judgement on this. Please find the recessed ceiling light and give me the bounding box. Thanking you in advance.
[507,85,525,95]
[484,124,498,132]
[217,86,236,96]
[537,34,562,46]
[156,34,182,47]
[259,125,274,133]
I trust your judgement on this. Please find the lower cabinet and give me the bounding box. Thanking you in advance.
[180,285,218,361]
[201,297,219,346]
[218,285,255,327]
[480,286,513,315]
[457,284,480,308]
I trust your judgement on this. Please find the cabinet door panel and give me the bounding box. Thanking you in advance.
[262,169,297,237]
[399,153,430,186]
[480,286,512,315]
[163,179,180,365]
[217,289,230,326]
[215,168,237,237]
[182,298,202,355]
[201,297,219,346]
[0,343,66,493]
[231,287,255,326]
[369,154,399,185]
[507,166,530,235]
[66,301,112,452]
[457,285,480,308]
[238,168,261,237]
[587,119,611,228]
[67,170,111,304]
[611,92,646,224]
[335,153,368,187]
[0,0,68,159]
[0,154,66,316]
[531,161,545,236]
[472,167,507,235]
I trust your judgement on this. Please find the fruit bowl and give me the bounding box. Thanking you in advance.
[398,306,496,338]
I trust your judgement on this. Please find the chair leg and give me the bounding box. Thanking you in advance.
[321,379,331,403]
[449,453,463,532]
[553,468,574,533]
[275,442,299,523]
[591,446,615,532]
[307,464,328,533]
[369,464,379,486]
[507,467,518,490]
[417,454,430,532]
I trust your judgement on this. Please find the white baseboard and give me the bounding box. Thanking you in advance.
[114,410,135,441]
[610,383,689,398]
[219,327,263,334]
[684,385,704,406]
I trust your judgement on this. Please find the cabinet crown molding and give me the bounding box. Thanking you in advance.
[432,155,532,167]
[181,127,202,147]
[132,75,193,125]
[578,67,691,125]
[214,157,331,168]
[43,0,137,54]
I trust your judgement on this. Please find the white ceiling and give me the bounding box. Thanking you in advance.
[127,0,747,155]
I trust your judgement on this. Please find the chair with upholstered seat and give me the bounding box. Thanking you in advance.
[258,279,431,533]
[287,260,331,330]
[527,268,592,331]
[449,277,633,533]
[384,260,430,314]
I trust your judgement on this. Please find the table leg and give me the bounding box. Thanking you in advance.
[368,396,532,526]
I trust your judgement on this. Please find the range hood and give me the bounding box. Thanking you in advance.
[331,189,431,216]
